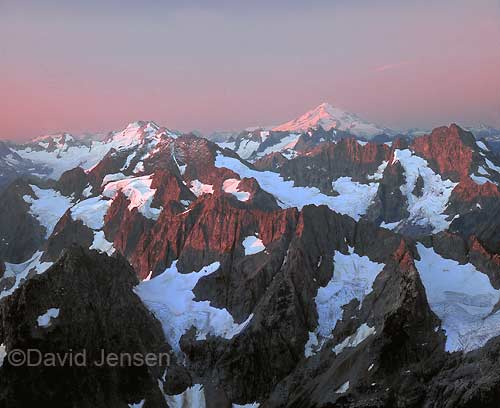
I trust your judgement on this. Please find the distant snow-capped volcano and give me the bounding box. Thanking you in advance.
[273,102,395,139]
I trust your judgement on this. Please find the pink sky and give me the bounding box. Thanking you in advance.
[1,0,500,140]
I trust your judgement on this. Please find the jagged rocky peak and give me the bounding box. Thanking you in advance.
[104,120,178,149]
[0,246,183,407]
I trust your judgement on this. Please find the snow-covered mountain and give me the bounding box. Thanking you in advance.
[273,102,395,138]
[1,118,500,407]
[11,121,180,180]
[215,103,396,162]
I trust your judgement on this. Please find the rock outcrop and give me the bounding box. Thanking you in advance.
[0,247,174,407]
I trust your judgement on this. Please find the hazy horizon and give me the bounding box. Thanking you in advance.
[2,0,500,140]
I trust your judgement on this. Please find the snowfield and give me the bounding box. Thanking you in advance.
[164,384,206,408]
[13,122,179,180]
[23,185,73,238]
[223,178,250,201]
[305,247,384,357]
[389,149,457,233]
[255,133,301,159]
[1,252,52,300]
[103,175,161,220]
[333,323,376,354]
[37,308,60,328]
[89,231,115,255]
[189,179,214,197]
[416,243,500,352]
[215,154,378,220]
[235,139,261,160]
[242,236,265,255]
[71,197,112,230]
[134,261,253,353]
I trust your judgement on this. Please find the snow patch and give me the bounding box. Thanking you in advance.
[471,174,490,185]
[223,179,250,201]
[331,177,379,220]
[103,175,160,220]
[102,172,127,186]
[164,384,206,408]
[333,323,376,354]
[335,381,350,394]
[190,179,214,197]
[367,161,388,181]
[392,149,457,233]
[0,344,6,367]
[308,248,384,356]
[236,139,261,160]
[135,261,253,353]
[215,154,376,220]
[90,231,115,255]
[255,133,300,158]
[1,252,52,299]
[121,151,138,171]
[485,158,500,174]
[133,161,145,174]
[242,236,265,255]
[218,141,236,151]
[416,244,500,352]
[23,185,73,238]
[37,308,60,328]
[304,332,319,358]
[477,166,489,176]
[476,141,489,151]
[82,184,93,197]
[71,197,112,230]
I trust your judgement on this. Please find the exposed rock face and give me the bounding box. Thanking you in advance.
[253,151,289,172]
[87,148,129,188]
[274,139,390,193]
[180,206,445,406]
[0,180,46,263]
[449,198,500,254]
[410,124,477,181]
[366,160,409,224]
[150,169,196,208]
[0,247,172,407]
[425,231,500,289]
[128,194,297,278]
[56,167,90,198]
[424,336,500,408]
[42,211,95,262]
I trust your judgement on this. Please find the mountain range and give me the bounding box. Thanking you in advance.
[0,106,500,407]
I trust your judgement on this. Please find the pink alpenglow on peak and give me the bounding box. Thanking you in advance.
[273,103,394,139]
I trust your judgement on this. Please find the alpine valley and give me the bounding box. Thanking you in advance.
[1,104,500,408]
